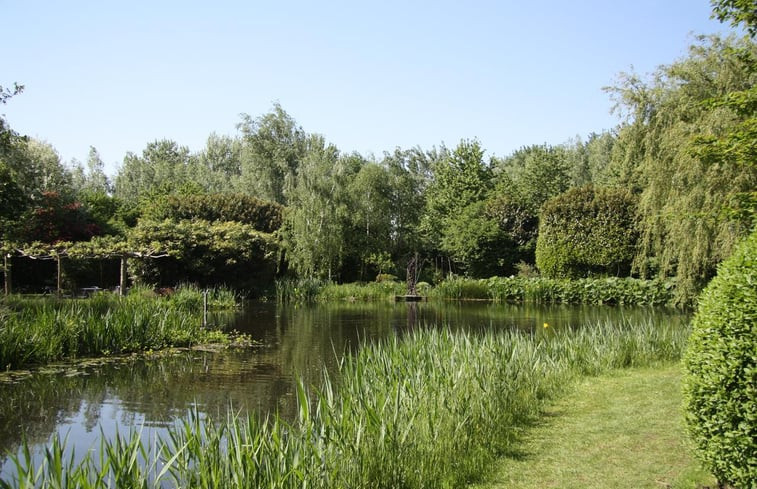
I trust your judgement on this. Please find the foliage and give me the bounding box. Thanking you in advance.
[536,185,638,278]
[608,34,757,305]
[237,102,308,205]
[316,280,405,302]
[683,230,757,488]
[0,161,27,240]
[422,140,510,276]
[710,0,757,36]
[0,320,689,488]
[19,191,103,244]
[494,144,573,213]
[0,287,232,370]
[141,193,283,233]
[128,219,277,291]
[428,276,675,306]
[282,136,356,279]
[113,139,196,202]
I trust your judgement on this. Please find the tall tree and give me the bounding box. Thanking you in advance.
[114,139,193,201]
[72,146,111,194]
[237,103,308,205]
[283,135,354,279]
[423,140,506,276]
[608,34,756,304]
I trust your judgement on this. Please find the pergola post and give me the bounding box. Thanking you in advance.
[119,255,128,297]
[3,254,10,296]
[56,254,62,298]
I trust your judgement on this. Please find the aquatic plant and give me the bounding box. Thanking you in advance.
[0,287,232,370]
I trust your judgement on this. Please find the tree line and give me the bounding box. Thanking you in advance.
[1,29,754,305]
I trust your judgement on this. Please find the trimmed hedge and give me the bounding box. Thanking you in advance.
[683,231,756,488]
[535,185,637,278]
[142,193,283,233]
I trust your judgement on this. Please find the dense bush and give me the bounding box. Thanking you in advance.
[535,185,637,278]
[129,219,278,292]
[683,231,756,488]
[142,193,283,233]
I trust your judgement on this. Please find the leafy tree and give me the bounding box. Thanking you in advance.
[494,144,573,213]
[237,103,308,205]
[711,0,757,36]
[487,143,575,267]
[0,83,24,153]
[608,34,757,304]
[382,147,435,260]
[423,140,508,276]
[535,185,638,278]
[113,139,194,201]
[345,160,394,279]
[21,191,102,244]
[283,135,354,279]
[195,133,243,193]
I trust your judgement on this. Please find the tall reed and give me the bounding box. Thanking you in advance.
[2,317,689,488]
[0,287,231,370]
[276,276,676,306]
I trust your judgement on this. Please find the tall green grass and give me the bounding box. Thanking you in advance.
[429,276,676,306]
[2,318,689,488]
[0,286,232,370]
[276,276,676,306]
[276,278,405,303]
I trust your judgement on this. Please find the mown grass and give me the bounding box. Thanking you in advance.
[472,366,715,489]
[276,276,676,306]
[0,285,234,370]
[2,317,689,488]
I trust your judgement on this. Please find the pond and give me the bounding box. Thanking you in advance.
[0,301,688,476]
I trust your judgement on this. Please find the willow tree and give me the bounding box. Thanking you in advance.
[608,34,757,305]
[282,135,355,280]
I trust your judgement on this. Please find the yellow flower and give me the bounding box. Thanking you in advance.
[543,322,549,329]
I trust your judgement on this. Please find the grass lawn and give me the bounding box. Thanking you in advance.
[472,365,716,489]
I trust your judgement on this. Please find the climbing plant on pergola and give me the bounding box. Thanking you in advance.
[2,236,169,297]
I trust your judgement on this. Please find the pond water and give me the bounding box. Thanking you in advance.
[0,301,688,476]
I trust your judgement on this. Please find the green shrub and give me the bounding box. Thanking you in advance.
[683,231,757,488]
[142,193,283,233]
[536,185,637,278]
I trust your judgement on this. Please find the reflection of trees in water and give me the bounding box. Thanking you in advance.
[0,302,688,466]
[0,351,294,459]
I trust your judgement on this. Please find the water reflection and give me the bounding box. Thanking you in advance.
[0,301,688,475]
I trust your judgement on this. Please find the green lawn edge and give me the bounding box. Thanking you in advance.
[472,365,716,489]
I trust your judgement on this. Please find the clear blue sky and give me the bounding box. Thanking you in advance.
[2,1,738,176]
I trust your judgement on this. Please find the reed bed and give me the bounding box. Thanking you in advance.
[2,317,689,489]
[277,276,676,306]
[0,286,232,370]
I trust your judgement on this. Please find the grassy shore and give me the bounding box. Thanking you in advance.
[472,366,715,489]
[2,318,690,488]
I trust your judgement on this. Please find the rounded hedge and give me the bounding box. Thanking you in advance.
[683,230,756,488]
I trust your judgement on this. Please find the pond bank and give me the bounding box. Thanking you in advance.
[471,365,715,489]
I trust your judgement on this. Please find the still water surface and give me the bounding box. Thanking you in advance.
[0,301,688,474]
